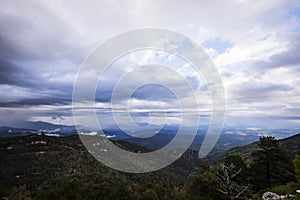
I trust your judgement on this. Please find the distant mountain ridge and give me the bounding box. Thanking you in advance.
[0,126,36,137]
[20,121,75,130]
[1,121,300,154]
[0,121,77,137]
[211,133,300,162]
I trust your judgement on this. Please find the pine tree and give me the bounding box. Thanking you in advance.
[250,136,295,191]
[140,188,159,200]
[293,154,300,183]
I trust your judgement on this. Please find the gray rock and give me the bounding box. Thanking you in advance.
[262,192,281,200]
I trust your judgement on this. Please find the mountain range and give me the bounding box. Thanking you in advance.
[0,127,299,194]
[1,121,300,152]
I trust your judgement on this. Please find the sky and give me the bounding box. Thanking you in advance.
[0,0,300,129]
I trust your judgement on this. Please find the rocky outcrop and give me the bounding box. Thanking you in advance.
[262,192,281,200]
[262,192,297,200]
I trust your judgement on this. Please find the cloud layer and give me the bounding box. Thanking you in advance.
[0,0,300,128]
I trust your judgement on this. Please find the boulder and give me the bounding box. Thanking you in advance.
[262,192,281,200]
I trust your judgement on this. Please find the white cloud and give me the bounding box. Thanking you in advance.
[214,35,288,67]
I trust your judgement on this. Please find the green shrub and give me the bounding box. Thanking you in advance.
[270,182,298,195]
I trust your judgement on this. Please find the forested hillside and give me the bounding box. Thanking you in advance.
[1,134,300,199]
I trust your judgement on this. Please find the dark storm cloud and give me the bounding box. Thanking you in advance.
[0,1,86,63]
[131,84,177,101]
[95,90,115,103]
[0,59,20,85]
[272,116,300,120]
[0,99,71,108]
[0,58,48,89]
[0,1,87,107]
[0,81,74,106]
